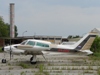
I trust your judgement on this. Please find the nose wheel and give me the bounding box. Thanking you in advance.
[30,55,37,64]
[2,59,6,63]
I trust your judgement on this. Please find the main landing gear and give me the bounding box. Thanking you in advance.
[30,55,37,64]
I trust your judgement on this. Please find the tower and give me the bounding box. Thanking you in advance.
[10,3,15,38]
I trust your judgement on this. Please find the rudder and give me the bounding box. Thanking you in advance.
[74,33,97,50]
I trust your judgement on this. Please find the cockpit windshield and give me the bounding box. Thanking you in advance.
[21,40,27,45]
[26,41,35,46]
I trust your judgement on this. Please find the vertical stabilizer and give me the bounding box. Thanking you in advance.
[73,33,97,50]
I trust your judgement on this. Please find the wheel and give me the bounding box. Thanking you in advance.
[30,61,37,64]
[2,59,6,63]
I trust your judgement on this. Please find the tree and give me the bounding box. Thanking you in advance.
[73,35,80,38]
[0,16,18,37]
[67,35,73,39]
[6,23,18,37]
[91,36,100,52]
[0,17,9,37]
[15,25,18,37]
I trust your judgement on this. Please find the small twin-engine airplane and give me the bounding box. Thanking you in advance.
[2,32,97,64]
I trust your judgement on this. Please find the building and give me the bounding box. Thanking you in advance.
[0,35,68,47]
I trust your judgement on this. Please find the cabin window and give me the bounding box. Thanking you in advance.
[36,42,49,47]
[26,41,35,46]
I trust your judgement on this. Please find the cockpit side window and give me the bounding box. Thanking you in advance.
[21,40,27,45]
[36,42,49,47]
[26,41,35,46]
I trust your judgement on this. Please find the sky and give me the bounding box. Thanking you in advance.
[1,0,100,37]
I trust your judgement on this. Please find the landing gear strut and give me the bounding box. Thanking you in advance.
[30,55,37,64]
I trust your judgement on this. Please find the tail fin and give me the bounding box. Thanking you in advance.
[73,33,97,50]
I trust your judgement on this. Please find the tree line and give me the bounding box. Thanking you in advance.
[0,16,18,37]
[67,35,81,39]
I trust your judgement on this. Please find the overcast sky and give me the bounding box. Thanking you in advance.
[1,0,100,37]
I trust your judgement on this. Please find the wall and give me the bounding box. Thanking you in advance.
[0,39,4,47]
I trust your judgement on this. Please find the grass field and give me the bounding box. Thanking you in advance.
[0,48,100,74]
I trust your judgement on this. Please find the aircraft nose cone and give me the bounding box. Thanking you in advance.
[2,47,4,51]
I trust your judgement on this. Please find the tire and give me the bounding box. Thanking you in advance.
[2,59,6,63]
[31,61,37,64]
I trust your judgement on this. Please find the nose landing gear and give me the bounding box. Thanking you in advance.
[2,59,6,63]
[1,52,7,63]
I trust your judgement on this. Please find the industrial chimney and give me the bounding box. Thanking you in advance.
[10,3,15,38]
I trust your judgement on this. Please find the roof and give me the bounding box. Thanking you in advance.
[95,28,100,31]
[91,28,100,33]
[18,35,62,38]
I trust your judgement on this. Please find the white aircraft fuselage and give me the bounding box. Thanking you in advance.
[2,32,97,64]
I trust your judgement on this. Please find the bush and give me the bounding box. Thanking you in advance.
[93,53,100,57]
[91,36,100,53]
[0,47,3,52]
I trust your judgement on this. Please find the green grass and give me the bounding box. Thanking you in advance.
[20,71,26,75]
[19,63,29,69]
[93,52,100,57]
[97,67,100,75]
[0,47,3,52]
[39,64,44,72]
[89,52,100,60]
[35,64,50,75]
